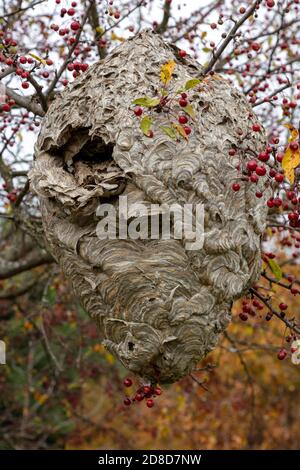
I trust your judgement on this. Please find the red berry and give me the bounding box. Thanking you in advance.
[21,82,29,89]
[258,152,269,162]
[2,104,10,112]
[247,159,257,172]
[266,0,275,7]
[290,141,299,151]
[143,386,151,395]
[123,398,131,406]
[135,393,144,402]
[183,126,192,135]
[179,49,187,58]
[251,43,261,52]
[178,115,188,124]
[154,387,162,395]
[147,130,154,138]
[146,399,154,408]
[19,56,27,64]
[232,183,241,192]
[277,348,287,361]
[134,106,143,116]
[279,302,287,310]
[250,174,258,183]
[239,312,248,321]
[181,92,187,99]
[67,8,76,15]
[256,166,266,176]
[179,98,188,107]
[255,191,263,198]
[275,173,284,183]
[252,123,261,132]
[123,378,132,387]
[71,21,80,31]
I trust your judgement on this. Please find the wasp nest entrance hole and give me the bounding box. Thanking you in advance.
[57,129,119,193]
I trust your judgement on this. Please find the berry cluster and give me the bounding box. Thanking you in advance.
[122,378,162,409]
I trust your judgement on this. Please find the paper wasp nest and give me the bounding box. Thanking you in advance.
[30,31,270,384]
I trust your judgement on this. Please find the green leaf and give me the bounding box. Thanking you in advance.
[267,258,283,281]
[185,78,201,90]
[140,116,152,135]
[160,126,177,139]
[183,103,196,119]
[132,97,160,107]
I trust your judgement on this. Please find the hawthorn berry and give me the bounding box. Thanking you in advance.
[123,378,133,387]
[232,183,241,192]
[250,174,258,183]
[274,173,284,183]
[71,21,80,31]
[239,312,248,321]
[179,50,187,58]
[258,152,269,162]
[146,399,154,408]
[277,349,287,360]
[123,398,131,406]
[135,393,144,402]
[2,104,10,112]
[252,123,261,132]
[178,115,188,124]
[251,43,261,52]
[179,98,188,107]
[134,107,143,116]
[256,166,266,176]
[184,126,192,135]
[247,159,257,172]
[290,141,299,151]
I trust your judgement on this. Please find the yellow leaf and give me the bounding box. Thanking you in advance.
[111,31,125,42]
[95,26,104,34]
[282,146,300,184]
[284,123,298,142]
[28,53,46,65]
[172,122,188,140]
[160,60,175,85]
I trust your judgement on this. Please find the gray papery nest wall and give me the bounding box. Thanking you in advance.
[29,31,271,384]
